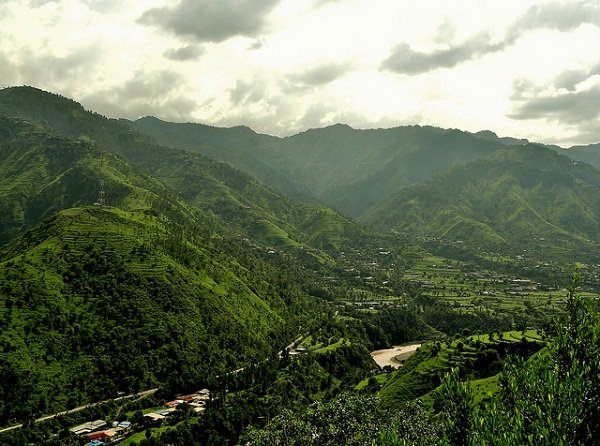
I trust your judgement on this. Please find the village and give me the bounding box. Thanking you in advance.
[69,389,211,445]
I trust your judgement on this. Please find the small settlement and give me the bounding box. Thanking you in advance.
[69,389,210,445]
[69,420,131,445]
[144,389,210,423]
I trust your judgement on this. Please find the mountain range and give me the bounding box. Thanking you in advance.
[0,87,416,422]
[129,98,600,262]
[1,85,600,424]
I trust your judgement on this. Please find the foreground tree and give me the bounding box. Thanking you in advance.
[434,271,599,446]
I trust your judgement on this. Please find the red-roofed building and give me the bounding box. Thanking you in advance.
[87,431,111,442]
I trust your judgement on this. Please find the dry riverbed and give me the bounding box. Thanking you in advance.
[370,343,421,369]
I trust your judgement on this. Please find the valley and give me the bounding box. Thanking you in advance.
[0,86,598,446]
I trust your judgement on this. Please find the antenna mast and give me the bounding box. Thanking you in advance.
[96,179,106,206]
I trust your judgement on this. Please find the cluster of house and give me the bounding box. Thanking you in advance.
[69,420,131,445]
[144,389,210,422]
[69,389,211,445]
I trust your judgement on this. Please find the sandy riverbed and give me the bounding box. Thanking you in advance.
[370,343,421,369]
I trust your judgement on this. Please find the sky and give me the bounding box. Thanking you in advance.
[1,0,599,146]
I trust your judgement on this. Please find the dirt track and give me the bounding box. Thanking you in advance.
[370,343,421,369]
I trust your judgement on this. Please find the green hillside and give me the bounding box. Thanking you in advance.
[563,143,600,170]
[363,145,600,261]
[7,87,599,267]
[0,116,319,423]
[378,331,543,410]
[0,86,598,446]
[0,89,423,426]
[133,116,315,203]
[0,87,376,257]
[0,114,183,245]
[0,201,310,423]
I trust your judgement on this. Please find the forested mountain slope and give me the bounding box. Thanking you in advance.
[563,143,600,171]
[0,90,422,426]
[133,116,315,203]
[0,115,322,424]
[0,87,375,255]
[0,202,311,424]
[133,117,509,217]
[0,114,185,245]
[363,144,600,261]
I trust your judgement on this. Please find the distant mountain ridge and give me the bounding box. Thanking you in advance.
[363,144,600,261]
[0,86,372,254]
[2,84,600,425]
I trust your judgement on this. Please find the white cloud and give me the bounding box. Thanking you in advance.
[0,0,598,145]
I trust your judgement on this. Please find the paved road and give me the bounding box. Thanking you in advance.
[0,388,158,434]
[0,335,304,434]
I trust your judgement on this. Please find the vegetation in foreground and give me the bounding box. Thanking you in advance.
[237,289,599,446]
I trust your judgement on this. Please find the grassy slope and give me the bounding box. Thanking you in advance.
[377,331,543,411]
[0,201,295,423]
[0,114,180,245]
[0,114,298,423]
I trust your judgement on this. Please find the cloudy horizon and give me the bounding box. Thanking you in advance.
[1,0,599,146]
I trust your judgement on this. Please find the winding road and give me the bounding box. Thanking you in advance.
[0,388,158,434]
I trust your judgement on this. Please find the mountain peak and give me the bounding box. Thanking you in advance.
[325,123,353,131]
[475,130,499,140]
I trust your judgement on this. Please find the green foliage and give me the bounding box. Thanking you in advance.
[242,395,443,446]
[434,292,599,445]
[244,394,393,446]
[437,369,474,446]
[379,330,543,411]
[0,203,322,424]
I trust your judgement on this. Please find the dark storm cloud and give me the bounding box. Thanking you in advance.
[81,70,196,121]
[552,63,600,91]
[382,33,504,74]
[510,84,600,124]
[164,45,204,61]
[509,69,600,144]
[228,79,266,106]
[7,46,101,87]
[292,63,353,86]
[118,70,182,100]
[508,1,600,38]
[139,0,281,43]
[227,63,352,109]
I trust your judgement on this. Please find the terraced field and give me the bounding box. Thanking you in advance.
[376,329,544,410]
[403,255,598,313]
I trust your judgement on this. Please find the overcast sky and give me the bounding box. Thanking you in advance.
[1,0,599,146]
